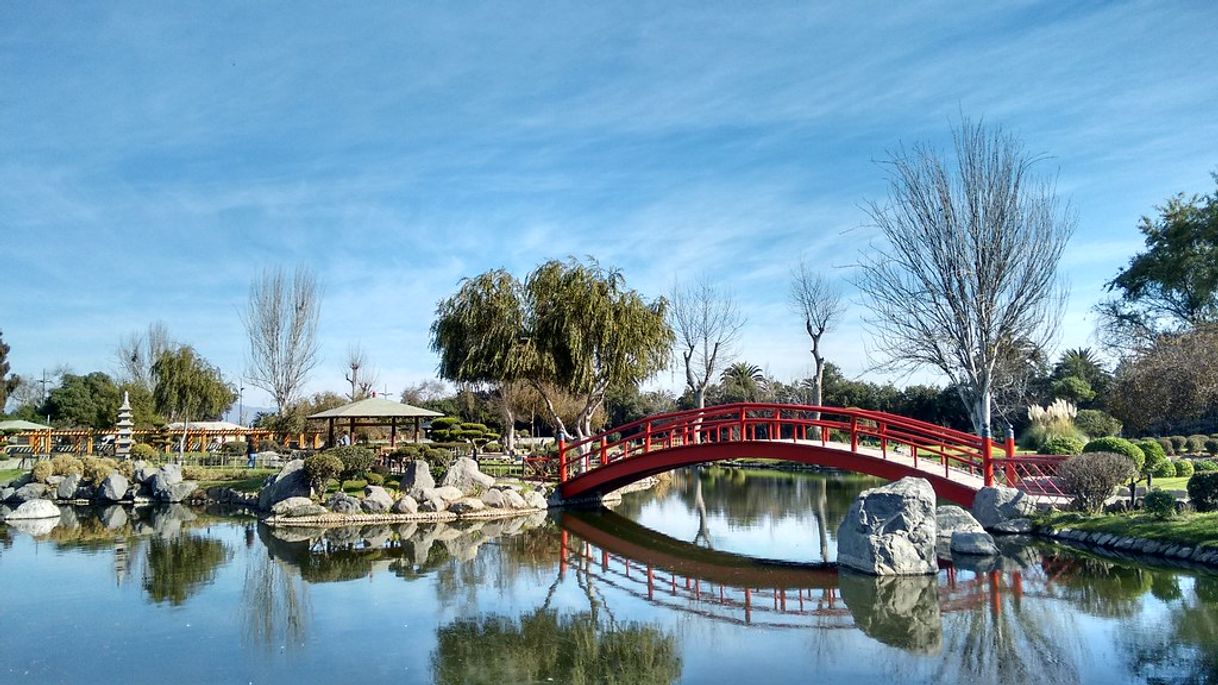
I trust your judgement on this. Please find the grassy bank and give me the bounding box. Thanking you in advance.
[1037,510,1218,550]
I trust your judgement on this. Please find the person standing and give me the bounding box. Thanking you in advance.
[246,438,257,469]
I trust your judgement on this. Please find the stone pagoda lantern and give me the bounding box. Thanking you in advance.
[115,391,134,459]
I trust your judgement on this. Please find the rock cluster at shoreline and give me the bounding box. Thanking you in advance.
[0,462,200,522]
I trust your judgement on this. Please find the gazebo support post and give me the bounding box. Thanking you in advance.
[390,417,397,448]
[328,418,335,448]
[414,417,420,443]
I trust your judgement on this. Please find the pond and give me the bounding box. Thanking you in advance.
[1,467,1216,684]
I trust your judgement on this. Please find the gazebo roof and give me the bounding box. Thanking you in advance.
[0,419,52,432]
[307,397,444,420]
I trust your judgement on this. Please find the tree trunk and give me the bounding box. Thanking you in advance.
[811,334,824,420]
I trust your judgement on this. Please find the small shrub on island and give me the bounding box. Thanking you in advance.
[1175,460,1196,478]
[1059,452,1138,513]
[82,457,119,485]
[365,472,385,486]
[51,455,84,477]
[130,443,159,461]
[304,453,343,494]
[31,460,53,483]
[325,445,376,480]
[1143,489,1178,520]
[1187,472,1218,512]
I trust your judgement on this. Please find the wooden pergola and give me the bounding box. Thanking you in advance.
[307,397,443,449]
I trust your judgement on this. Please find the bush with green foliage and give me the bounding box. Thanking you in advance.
[370,463,390,477]
[116,460,135,479]
[1187,472,1218,512]
[483,441,503,453]
[1175,459,1196,477]
[1156,437,1175,456]
[1196,460,1218,472]
[82,457,118,485]
[130,443,159,460]
[1042,436,1085,455]
[1137,439,1167,472]
[1185,434,1209,454]
[1206,439,1218,456]
[1168,436,1188,452]
[256,438,282,453]
[1082,437,1145,472]
[1059,452,1138,513]
[50,454,84,477]
[324,445,376,480]
[1153,459,1178,478]
[303,453,343,494]
[1143,489,1178,520]
[365,472,385,486]
[221,441,247,456]
[31,460,53,483]
[1075,409,1122,438]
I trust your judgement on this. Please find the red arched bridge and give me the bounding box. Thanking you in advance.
[528,403,1066,507]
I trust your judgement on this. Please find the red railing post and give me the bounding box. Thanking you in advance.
[880,422,887,458]
[1004,425,1016,486]
[739,406,746,441]
[644,422,652,453]
[850,415,858,452]
[599,436,607,466]
[771,408,779,441]
[983,434,994,487]
[558,438,567,483]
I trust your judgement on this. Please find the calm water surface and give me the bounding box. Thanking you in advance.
[2,467,1217,684]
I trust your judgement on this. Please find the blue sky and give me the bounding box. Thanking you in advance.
[2,1,1216,407]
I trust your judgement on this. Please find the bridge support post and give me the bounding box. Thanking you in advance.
[850,416,858,452]
[558,439,567,483]
[1004,425,1016,486]
[983,435,994,487]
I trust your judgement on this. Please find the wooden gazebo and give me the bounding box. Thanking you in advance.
[308,397,443,448]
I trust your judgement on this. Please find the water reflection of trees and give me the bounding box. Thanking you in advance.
[142,534,231,605]
[243,526,311,651]
[431,609,681,685]
[1122,574,1218,683]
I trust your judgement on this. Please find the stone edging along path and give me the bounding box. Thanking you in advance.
[1038,526,1218,569]
[264,506,547,527]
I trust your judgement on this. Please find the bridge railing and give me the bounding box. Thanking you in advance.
[553,403,1023,486]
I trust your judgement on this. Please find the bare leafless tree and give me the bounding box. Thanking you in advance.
[856,119,1073,437]
[670,276,745,409]
[242,267,322,412]
[789,259,843,411]
[115,321,173,389]
[343,343,378,401]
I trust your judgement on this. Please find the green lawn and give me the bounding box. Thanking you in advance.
[1150,476,1192,490]
[0,468,25,485]
[1037,510,1218,549]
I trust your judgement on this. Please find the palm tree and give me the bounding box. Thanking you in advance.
[720,362,765,387]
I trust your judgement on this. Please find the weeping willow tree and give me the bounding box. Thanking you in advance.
[431,259,673,442]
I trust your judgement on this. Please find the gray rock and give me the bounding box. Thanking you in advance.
[98,473,129,502]
[0,487,13,502]
[151,473,197,503]
[836,477,938,575]
[990,517,1034,535]
[46,475,64,487]
[422,485,465,503]
[838,571,942,654]
[257,459,311,511]
[400,460,435,497]
[951,530,999,556]
[327,492,361,514]
[362,485,394,513]
[419,497,445,513]
[56,474,81,500]
[271,496,327,517]
[9,482,49,503]
[440,457,495,495]
[448,497,486,515]
[133,463,159,484]
[158,463,184,486]
[936,505,985,538]
[4,499,61,520]
[481,489,506,508]
[74,483,96,500]
[503,490,527,509]
[392,495,419,514]
[971,486,1035,531]
[524,489,548,510]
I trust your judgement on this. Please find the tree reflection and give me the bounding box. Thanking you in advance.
[242,530,311,652]
[142,533,231,605]
[1123,574,1218,683]
[431,608,681,685]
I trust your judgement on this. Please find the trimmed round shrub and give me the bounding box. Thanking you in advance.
[1075,409,1122,438]
[50,454,84,477]
[82,457,118,485]
[1082,437,1144,472]
[1175,459,1196,477]
[303,453,343,494]
[1059,452,1138,513]
[1168,435,1189,452]
[256,438,282,453]
[324,445,376,480]
[1143,489,1178,520]
[1187,434,1211,455]
[370,463,390,477]
[1195,460,1218,472]
[1206,439,1218,456]
[1156,437,1176,456]
[221,441,248,456]
[1043,436,1085,455]
[31,460,53,483]
[1137,439,1168,473]
[130,443,159,460]
[1153,459,1178,478]
[1187,472,1218,512]
[364,472,385,486]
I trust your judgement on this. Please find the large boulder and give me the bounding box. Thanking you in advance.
[836,477,938,575]
[481,489,506,508]
[971,486,1035,531]
[257,459,311,511]
[422,486,465,504]
[935,505,985,538]
[4,499,61,520]
[440,457,495,495]
[327,492,361,514]
[503,490,527,509]
[523,489,548,510]
[950,530,999,556]
[55,474,81,501]
[361,486,394,514]
[133,463,159,484]
[158,463,184,485]
[448,497,486,515]
[150,473,198,503]
[98,473,130,502]
[391,495,419,515]
[9,482,49,504]
[271,497,327,518]
[399,460,435,497]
